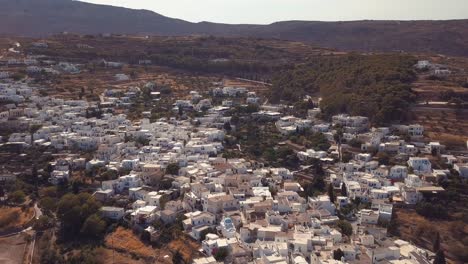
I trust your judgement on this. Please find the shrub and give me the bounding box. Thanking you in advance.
[9,190,26,204]
[33,215,54,231]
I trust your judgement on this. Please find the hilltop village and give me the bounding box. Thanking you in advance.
[0,38,467,264]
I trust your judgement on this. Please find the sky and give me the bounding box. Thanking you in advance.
[81,0,468,24]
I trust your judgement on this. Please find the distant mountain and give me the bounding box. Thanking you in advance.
[1,0,468,56]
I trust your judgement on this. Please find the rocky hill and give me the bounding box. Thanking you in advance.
[1,0,468,56]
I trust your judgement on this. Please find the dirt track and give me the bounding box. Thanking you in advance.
[0,234,28,264]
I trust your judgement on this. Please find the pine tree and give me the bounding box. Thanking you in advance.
[433,231,441,253]
[341,182,347,196]
[433,250,446,264]
[172,251,184,264]
[32,164,39,194]
[328,183,336,202]
[387,207,399,236]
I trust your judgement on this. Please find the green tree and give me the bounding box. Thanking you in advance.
[39,197,57,215]
[433,231,441,253]
[333,248,345,260]
[223,122,232,131]
[387,207,399,236]
[71,180,81,194]
[9,190,26,204]
[29,124,42,145]
[270,54,416,124]
[32,165,38,183]
[337,220,353,236]
[166,163,180,175]
[433,250,446,264]
[214,247,229,261]
[33,215,54,231]
[328,183,336,203]
[348,138,362,148]
[56,193,101,238]
[308,132,331,151]
[80,214,106,239]
[68,248,101,264]
[341,183,347,196]
[40,248,64,264]
[172,251,184,264]
[141,230,151,243]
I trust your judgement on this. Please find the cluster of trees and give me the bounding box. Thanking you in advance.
[227,122,285,164]
[148,54,277,77]
[271,54,417,124]
[416,201,449,219]
[302,159,326,196]
[290,131,330,151]
[263,146,300,169]
[56,193,106,240]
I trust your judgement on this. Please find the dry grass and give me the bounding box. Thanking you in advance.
[409,107,468,148]
[104,227,185,263]
[394,208,468,263]
[105,227,155,259]
[99,247,154,264]
[34,65,217,101]
[0,206,34,231]
[167,234,203,263]
[426,132,468,147]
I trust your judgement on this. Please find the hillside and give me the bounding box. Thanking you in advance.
[0,0,468,56]
[270,54,417,124]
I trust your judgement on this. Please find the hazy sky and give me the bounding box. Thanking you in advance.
[81,0,468,24]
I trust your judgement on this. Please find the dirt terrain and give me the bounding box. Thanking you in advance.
[409,106,468,147]
[105,227,157,260]
[407,55,468,148]
[393,208,468,263]
[0,234,29,264]
[37,65,217,101]
[0,206,34,233]
[104,227,202,264]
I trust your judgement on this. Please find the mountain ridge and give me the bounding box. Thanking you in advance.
[1,0,468,56]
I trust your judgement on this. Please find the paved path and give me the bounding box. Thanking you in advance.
[34,203,42,220]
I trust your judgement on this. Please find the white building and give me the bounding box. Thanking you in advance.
[100,206,125,220]
[407,157,431,175]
